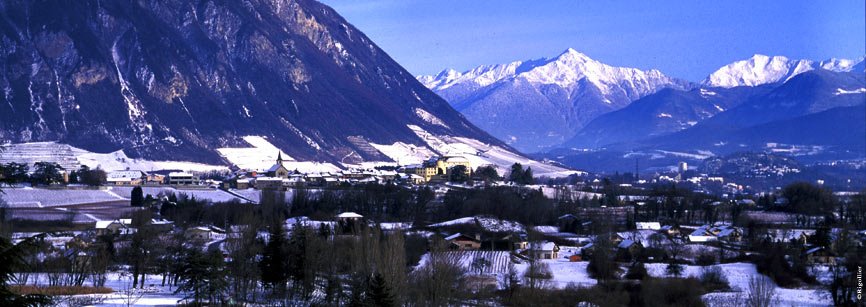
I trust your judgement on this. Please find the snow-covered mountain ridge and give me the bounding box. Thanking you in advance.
[702,54,865,88]
[417,49,692,152]
[419,48,688,103]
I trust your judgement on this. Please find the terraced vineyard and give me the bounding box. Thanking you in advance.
[0,142,80,171]
[109,187,247,203]
[1,188,124,208]
[434,251,515,275]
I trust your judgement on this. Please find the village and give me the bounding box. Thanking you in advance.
[0,149,863,306]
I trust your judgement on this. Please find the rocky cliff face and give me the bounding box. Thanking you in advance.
[0,0,501,164]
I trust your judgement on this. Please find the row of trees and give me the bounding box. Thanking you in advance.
[508,163,534,185]
[0,162,105,186]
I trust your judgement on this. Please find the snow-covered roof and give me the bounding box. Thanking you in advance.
[94,221,112,229]
[106,170,146,181]
[169,172,193,177]
[336,212,363,219]
[256,177,283,182]
[94,219,131,229]
[766,229,815,240]
[150,219,174,225]
[441,156,470,163]
[532,226,560,234]
[805,247,824,255]
[717,228,737,237]
[444,233,463,241]
[531,241,556,251]
[690,226,710,237]
[636,222,661,230]
[266,163,285,172]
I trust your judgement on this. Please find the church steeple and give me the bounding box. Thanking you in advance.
[276,151,284,164]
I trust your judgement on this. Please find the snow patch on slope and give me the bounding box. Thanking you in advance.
[414,108,449,128]
[368,141,437,165]
[75,149,228,173]
[368,125,579,178]
[217,136,338,172]
[835,87,866,95]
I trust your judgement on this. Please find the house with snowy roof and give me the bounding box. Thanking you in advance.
[106,170,147,186]
[688,224,742,243]
[804,246,835,264]
[266,152,291,178]
[635,222,661,230]
[444,233,481,250]
[526,241,559,260]
[336,212,363,221]
[764,229,815,245]
[186,225,226,242]
[616,239,644,257]
[94,219,135,236]
[688,226,717,242]
[660,225,681,236]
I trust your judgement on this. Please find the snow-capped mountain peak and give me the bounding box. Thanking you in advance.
[418,60,528,90]
[416,49,692,152]
[421,48,686,97]
[558,48,594,63]
[702,54,864,88]
[702,54,810,88]
[820,57,864,71]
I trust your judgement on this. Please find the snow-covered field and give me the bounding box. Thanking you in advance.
[416,252,598,290]
[74,148,228,173]
[0,142,228,173]
[3,130,576,178]
[523,259,597,288]
[217,136,292,171]
[1,188,125,208]
[372,125,580,178]
[217,136,340,172]
[645,263,832,306]
[411,250,830,306]
[15,272,185,306]
[109,186,248,203]
[0,187,248,210]
[369,142,438,166]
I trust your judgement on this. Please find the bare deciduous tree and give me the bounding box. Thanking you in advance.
[746,275,775,307]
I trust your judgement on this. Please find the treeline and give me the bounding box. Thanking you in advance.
[0,162,105,186]
[289,184,435,223]
[438,186,557,226]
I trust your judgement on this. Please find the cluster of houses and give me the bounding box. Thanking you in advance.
[436,232,561,261]
[106,170,199,186]
[227,153,481,190]
[230,153,413,190]
[403,156,472,182]
[425,210,865,269]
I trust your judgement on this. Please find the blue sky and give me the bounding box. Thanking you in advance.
[320,0,865,81]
